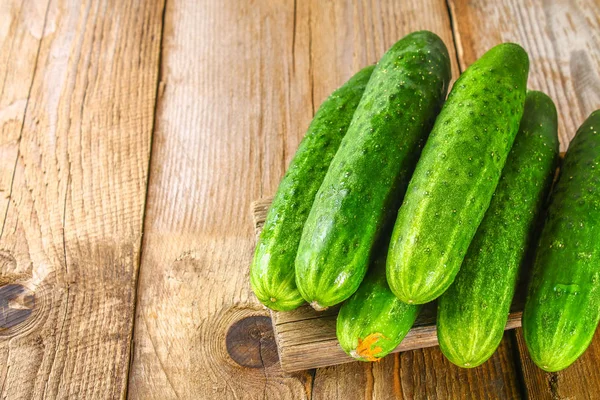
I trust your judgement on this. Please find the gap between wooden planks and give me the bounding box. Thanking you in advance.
[252,196,524,372]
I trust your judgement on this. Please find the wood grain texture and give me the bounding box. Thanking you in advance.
[0,0,50,244]
[253,196,525,372]
[514,327,600,399]
[311,337,522,400]
[448,0,600,150]
[127,1,314,399]
[274,306,524,373]
[0,0,164,398]
[306,0,460,105]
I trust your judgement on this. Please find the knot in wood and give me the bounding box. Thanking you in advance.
[225,315,278,368]
[0,284,35,330]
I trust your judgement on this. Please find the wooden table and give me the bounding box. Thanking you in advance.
[0,0,599,398]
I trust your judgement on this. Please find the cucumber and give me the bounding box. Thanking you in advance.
[523,110,600,372]
[295,31,452,310]
[250,66,374,311]
[387,43,529,304]
[337,248,421,361]
[437,91,559,368]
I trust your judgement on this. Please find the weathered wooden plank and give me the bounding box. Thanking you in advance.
[0,0,50,243]
[274,313,519,373]
[448,0,600,150]
[0,0,164,398]
[514,327,600,399]
[274,310,441,373]
[127,1,315,399]
[312,336,522,400]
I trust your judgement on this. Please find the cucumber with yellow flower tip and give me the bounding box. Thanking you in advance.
[337,249,420,361]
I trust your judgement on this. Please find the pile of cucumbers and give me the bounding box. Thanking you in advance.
[250,30,600,372]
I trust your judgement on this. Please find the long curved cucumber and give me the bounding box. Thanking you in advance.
[387,43,529,304]
[523,110,600,372]
[437,91,559,368]
[337,249,421,361]
[295,31,452,310]
[250,66,374,311]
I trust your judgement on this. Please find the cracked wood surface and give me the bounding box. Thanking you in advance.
[0,0,164,398]
[0,0,51,245]
[1,0,599,399]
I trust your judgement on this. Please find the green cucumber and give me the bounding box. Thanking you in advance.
[437,91,559,368]
[523,110,600,372]
[250,66,374,311]
[387,43,529,304]
[337,248,421,361]
[295,31,452,310]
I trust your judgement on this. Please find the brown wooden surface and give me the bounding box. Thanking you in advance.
[127,1,314,398]
[311,337,523,400]
[0,0,164,398]
[514,327,600,400]
[0,0,49,232]
[0,0,598,399]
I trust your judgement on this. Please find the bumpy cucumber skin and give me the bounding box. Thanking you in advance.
[437,91,559,368]
[523,110,600,372]
[337,254,421,361]
[250,66,374,311]
[295,31,451,310]
[387,43,529,304]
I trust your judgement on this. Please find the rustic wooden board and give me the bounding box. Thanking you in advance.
[311,337,523,400]
[0,0,164,398]
[0,0,50,235]
[273,304,524,373]
[254,197,525,372]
